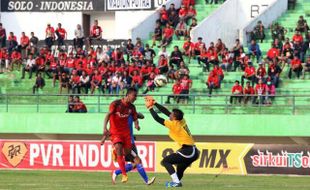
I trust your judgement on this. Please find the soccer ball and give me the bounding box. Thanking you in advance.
[154,75,168,87]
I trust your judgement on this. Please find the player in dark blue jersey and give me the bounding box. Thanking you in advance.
[111,113,156,185]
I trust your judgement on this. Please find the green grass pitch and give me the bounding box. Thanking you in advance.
[0,170,310,190]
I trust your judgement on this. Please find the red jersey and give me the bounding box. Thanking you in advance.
[243,86,255,95]
[109,99,137,135]
[207,75,219,87]
[180,78,192,90]
[132,75,143,85]
[20,36,29,46]
[179,8,188,17]
[11,51,21,60]
[232,85,243,94]
[291,58,301,67]
[66,58,75,68]
[255,84,267,95]
[8,35,17,42]
[256,67,266,78]
[194,41,205,50]
[244,66,255,76]
[172,83,182,94]
[71,75,80,84]
[92,74,102,83]
[183,41,194,51]
[292,34,303,43]
[147,67,160,75]
[56,28,66,38]
[163,27,174,38]
[267,48,280,59]
[90,25,102,37]
[46,27,55,38]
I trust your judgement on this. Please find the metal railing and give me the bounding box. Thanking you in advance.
[0,94,310,115]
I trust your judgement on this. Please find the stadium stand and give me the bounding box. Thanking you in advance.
[0,0,309,116]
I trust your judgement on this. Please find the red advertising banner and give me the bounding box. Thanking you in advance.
[0,140,155,171]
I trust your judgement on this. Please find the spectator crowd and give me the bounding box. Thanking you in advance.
[0,0,309,108]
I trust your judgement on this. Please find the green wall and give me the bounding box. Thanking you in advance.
[0,113,309,137]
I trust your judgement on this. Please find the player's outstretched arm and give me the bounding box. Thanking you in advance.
[149,107,165,126]
[154,102,171,117]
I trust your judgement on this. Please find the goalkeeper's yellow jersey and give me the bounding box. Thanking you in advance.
[164,119,195,147]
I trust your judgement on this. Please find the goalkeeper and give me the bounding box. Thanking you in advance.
[145,96,200,188]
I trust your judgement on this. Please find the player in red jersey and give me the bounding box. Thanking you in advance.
[102,87,140,183]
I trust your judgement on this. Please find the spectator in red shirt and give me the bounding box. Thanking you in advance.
[131,70,143,90]
[70,70,81,94]
[230,80,243,104]
[72,96,87,113]
[194,37,205,58]
[35,55,46,76]
[112,48,125,65]
[253,79,267,104]
[213,64,224,87]
[166,79,182,104]
[10,48,22,71]
[179,74,192,103]
[20,32,29,60]
[182,37,194,63]
[241,63,256,87]
[159,24,174,47]
[55,23,67,47]
[198,46,210,71]
[267,44,280,60]
[289,55,303,79]
[185,5,197,24]
[256,62,266,83]
[292,31,303,44]
[90,69,103,94]
[158,54,169,74]
[88,20,102,46]
[243,81,255,104]
[158,5,168,26]
[8,32,18,55]
[0,23,6,48]
[206,71,219,96]
[178,5,188,22]
[45,23,55,49]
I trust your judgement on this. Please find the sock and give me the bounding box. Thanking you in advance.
[170,173,180,183]
[115,163,133,175]
[117,155,126,175]
[136,164,148,183]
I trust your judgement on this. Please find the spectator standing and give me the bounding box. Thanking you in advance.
[74,24,84,49]
[165,79,182,104]
[0,23,6,48]
[55,23,67,47]
[45,23,55,49]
